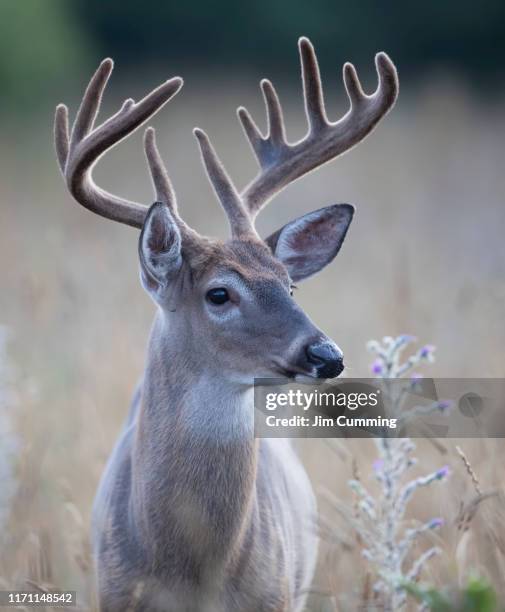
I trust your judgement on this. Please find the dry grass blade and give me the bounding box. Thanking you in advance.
[455,445,482,496]
[455,490,500,532]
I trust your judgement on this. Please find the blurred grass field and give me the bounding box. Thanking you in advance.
[0,67,505,609]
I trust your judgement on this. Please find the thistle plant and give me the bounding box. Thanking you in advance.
[368,334,436,379]
[348,335,451,610]
[368,335,451,431]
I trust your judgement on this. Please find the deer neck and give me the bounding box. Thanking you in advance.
[130,313,258,570]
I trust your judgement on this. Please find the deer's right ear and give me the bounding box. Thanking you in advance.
[139,202,182,299]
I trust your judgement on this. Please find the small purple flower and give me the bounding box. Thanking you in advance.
[435,465,450,480]
[427,518,444,529]
[420,344,436,359]
[437,400,452,412]
[371,359,384,375]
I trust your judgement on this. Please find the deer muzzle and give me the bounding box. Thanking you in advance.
[304,341,344,378]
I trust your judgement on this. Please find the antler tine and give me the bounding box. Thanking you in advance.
[299,37,327,131]
[143,127,203,242]
[237,79,287,169]
[375,51,399,109]
[239,37,399,218]
[342,62,365,107]
[193,128,257,240]
[143,127,177,216]
[69,58,113,152]
[55,59,183,229]
[237,107,264,163]
[54,104,70,173]
[261,80,286,146]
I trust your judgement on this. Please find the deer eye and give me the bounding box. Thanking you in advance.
[206,288,230,305]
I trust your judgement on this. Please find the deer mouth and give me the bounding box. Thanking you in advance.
[272,362,318,380]
[275,368,298,379]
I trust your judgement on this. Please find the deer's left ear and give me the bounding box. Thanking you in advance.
[265,204,354,282]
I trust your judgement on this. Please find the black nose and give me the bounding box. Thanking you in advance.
[305,342,344,378]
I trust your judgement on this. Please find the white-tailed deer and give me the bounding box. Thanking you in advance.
[55,38,397,612]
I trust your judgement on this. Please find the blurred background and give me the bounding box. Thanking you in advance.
[0,1,504,610]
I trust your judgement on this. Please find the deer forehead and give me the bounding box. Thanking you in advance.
[186,239,291,288]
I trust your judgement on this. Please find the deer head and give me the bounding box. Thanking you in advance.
[55,38,398,383]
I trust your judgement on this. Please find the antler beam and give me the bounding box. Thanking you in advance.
[54,59,183,229]
[237,37,399,218]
